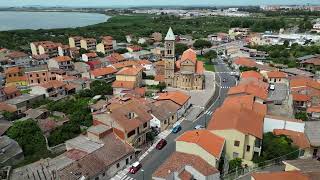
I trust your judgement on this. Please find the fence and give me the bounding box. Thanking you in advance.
[221,149,304,180]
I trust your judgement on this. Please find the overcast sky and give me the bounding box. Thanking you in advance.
[1,0,319,7]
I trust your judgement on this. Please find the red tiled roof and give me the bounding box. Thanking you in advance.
[241,71,263,80]
[208,106,264,139]
[307,106,320,113]
[157,91,190,106]
[107,53,125,64]
[155,60,165,66]
[6,51,28,59]
[181,48,197,64]
[252,171,310,180]
[177,130,225,158]
[5,67,21,74]
[228,83,268,100]
[153,152,219,178]
[112,81,135,89]
[0,102,17,112]
[223,95,267,116]
[273,129,310,149]
[292,93,311,102]
[91,67,117,77]
[40,80,66,89]
[302,57,320,66]
[234,57,256,67]
[65,149,88,161]
[53,56,72,62]
[267,71,288,78]
[112,60,139,69]
[116,66,142,76]
[3,86,19,95]
[290,77,320,90]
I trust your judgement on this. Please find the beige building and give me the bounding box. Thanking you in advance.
[96,36,116,55]
[176,130,225,168]
[30,41,62,58]
[112,66,143,94]
[68,36,83,48]
[163,28,205,90]
[208,105,264,167]
[80,38,97,51]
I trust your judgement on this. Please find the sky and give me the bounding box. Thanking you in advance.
[1,0,320,7]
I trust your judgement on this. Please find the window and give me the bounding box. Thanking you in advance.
[37,74,39,77]
[126,158,129,165]
[127,130,135,138]
[130,155,133,160]
[164,120,167,124]
[116,163,120,168]
[246,145,250,152]
[95,177,99,180]
[138,137,141,142]
[43,73,45,76]
[31,80,34,83]
[143,122,147,128]
[234,141,240,147]
[233,152,239,158]
[102,173,105,177]
[30,74,32,77]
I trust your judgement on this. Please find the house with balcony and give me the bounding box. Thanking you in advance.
[96,36,116,55]
[0,86,21,102]
[5,51,31,67]
[80,38,97,51]
[30,80,67,98]
[4,66,28,88]
[300,55,320,72]
[92,98,153,147]
[31,54,50,66]
[48,56,74,71]
[208,105,264,167]
[68,36,83,48]
[30,41,62,58]
[82,52,98,62]
[90,67,118,83]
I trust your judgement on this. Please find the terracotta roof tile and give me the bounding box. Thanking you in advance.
[6,51,28,59]
[155,60,165,66]
[178,170,193,180]
[53,56,72,62]
[223,95,267,116]
[157,91,190,106]
[273,129,310,149]
[0,102,17,112]
[5,67,22,74]
[267,71,288,78]
[153,152,219,178]
[3,86,20,95]
[91,67,117,77]
[228,83,268,100]
[208,106,264,139]
[302,57,320,66]
[292,93,311,102]
[252,171,310,180]
[181,48,197,64]
[112,60,139,69]
[40,80,66,89]
[177,130,225,158]
[154,75,165,82]
[116,66,142,76]
[234,57,256,67]
[241,71,263,80]
[112,81,135,89]
[290,77,320,90]
[307,106,320,113]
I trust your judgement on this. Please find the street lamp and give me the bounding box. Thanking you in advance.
[141,169,145,180]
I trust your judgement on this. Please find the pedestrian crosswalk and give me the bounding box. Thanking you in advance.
[204,110,213,115]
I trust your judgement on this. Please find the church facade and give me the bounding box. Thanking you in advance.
[163,28,205,90]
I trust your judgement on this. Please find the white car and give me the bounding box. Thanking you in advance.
[194,125,205,130]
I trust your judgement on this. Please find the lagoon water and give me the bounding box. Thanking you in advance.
[0,11,110,31]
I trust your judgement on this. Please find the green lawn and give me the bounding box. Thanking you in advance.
[197,55,215,72]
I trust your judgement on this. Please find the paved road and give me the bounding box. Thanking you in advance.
[128,57,236,180]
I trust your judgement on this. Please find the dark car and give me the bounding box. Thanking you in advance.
[156,139,167,150]
[129,161,142,174]
[172,125,182,133]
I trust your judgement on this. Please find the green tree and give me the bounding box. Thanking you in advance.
[90,80,113,96]
[96,52,105,57]
[48,122,81,146]
[228,158,243,173]
[79,48,88,55]
[77,89,94,98]
[6,120,48,157]
[204,50,217,61]
[2,111,19,121]
[175,43,188,56]
[295,111,307,121]
[158,82,167,92]
[258,132,299,162]
[193,39,212,55]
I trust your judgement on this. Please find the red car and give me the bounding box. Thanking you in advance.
[156,139,167,150]
[129,162,142,174]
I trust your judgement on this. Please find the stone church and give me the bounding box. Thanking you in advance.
[162,27,205,90]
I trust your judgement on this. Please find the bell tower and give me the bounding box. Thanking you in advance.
[164,27,176,86]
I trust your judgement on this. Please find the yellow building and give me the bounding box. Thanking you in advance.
[208,105,264,167]
[112,66,143,94]
[176,130,225,169]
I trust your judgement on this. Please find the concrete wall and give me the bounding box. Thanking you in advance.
[96,43,105,54]
[30,43,38,55]
[30,86,49,97]
[176,141,218,167]
[143,79,159,86]
[48,59,59,70]
[263,117,305,133]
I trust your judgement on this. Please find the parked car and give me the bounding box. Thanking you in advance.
[156,139,167,150]
[269,84,275,91]
[194,125,205,130]
[129,161,142,174]
[172,125,182,133]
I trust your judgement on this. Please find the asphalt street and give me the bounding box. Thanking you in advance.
[129,58,237,180]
